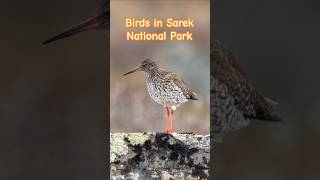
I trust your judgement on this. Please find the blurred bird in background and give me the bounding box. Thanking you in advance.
[43,0,109,45]
[211,41,282,142]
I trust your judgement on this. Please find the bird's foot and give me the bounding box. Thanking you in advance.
[166,128,173,134]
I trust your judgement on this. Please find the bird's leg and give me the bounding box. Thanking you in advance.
[165,107,171,133]
[167,108,174,134]
[170,109,174,133]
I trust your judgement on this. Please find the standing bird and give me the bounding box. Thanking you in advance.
[43,0,109,45]
[123,58,198,134]
[211,41,282,142]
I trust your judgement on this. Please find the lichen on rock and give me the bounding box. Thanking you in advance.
[110,132,210,179]
[110,133,129,162]
[126,133,150,146]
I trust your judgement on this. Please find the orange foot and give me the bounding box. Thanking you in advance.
[166,127,173,134]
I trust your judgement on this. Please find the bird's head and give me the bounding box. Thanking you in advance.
[123,58,158,75]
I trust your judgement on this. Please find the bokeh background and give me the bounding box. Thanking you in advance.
[0,0,107,179]
[110,0,210,134]
[213,0,320,179]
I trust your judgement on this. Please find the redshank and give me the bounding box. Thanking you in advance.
[43,0,109,45]
[211,41,282,141]
[124,58,198,134]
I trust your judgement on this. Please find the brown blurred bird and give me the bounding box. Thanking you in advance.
[43,0,109,45]
[124,58,198,134]
[211,41,282,142]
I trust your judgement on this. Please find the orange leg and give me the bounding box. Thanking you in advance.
[171,109,174,133]
[165,107,171,133]
[166,108,174,134]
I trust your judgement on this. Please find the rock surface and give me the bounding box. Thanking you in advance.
[110,133,210,179]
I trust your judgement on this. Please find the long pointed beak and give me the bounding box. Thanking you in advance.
[42,15,106,45]
[123,66,142,76]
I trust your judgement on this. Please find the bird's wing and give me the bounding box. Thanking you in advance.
[211,41,281,121]
[161,69,197,100]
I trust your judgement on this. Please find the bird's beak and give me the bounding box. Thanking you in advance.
[123,66,143,76]
[42,15,107,45]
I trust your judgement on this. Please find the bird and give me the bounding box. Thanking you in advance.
[42,0,109,45]
[211,40,282,142]
[123,58,198,134]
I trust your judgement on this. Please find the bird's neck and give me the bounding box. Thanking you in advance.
[144,67,160,78]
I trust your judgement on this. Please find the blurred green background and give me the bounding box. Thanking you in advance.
[110,1,210,134]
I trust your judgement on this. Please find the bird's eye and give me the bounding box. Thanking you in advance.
[143,63,147,66]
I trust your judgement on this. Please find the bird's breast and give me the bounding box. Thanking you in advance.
[145,76,187,106]
[211,75,250,134]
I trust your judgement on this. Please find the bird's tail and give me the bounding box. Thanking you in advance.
[189,96,198,100]
[255,97,283,122]
[255,110,282,122]
[189,93,198,100]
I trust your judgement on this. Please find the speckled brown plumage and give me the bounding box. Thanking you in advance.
[125,58,197,107]
[211,41,282,140]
